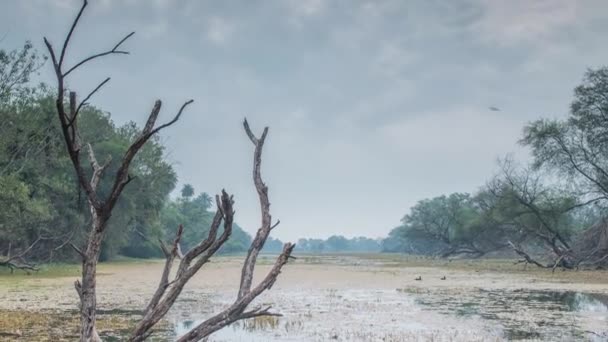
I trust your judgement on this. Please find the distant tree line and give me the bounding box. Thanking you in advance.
[262,235,382,253]
[382,67,608,269]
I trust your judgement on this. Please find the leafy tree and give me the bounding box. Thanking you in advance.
[518,67,608,268]
[522,67,608,203]
[261,236,284,253]
[325,235,349,251]
[0,41,46,100]
[181,184,195,199]
[294,236,380,253]
[160,185,252,254]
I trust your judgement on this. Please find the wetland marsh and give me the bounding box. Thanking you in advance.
[1,254,607,341]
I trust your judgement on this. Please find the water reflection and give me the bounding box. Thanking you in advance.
[413,289,608,340]
[169,289,607,341]
[174,316,284,342]
[174,289,608,342]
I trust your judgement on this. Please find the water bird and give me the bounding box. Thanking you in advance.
[440,276,446,280]
[415,276,422,281]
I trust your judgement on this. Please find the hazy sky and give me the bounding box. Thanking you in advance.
[2,0,608,241]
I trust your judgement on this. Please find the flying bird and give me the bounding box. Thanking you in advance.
[489,106,501,112]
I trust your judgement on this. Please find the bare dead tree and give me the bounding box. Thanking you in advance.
[43,1,192,340]
[44,2,293,341]
[130,120,294,342]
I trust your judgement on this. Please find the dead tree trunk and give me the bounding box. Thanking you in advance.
[44,1,192,340]
[45,2,293,341]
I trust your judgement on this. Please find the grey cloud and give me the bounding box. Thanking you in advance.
[2,0,608,240]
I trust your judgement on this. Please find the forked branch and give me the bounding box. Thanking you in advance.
[130,120,294,342]
[44,0,192,214]
[130,192,234,342]
[175,120,295,341]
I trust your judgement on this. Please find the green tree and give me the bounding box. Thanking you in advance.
[522,67,608,203]
[181,184,195,199]
[160,185,252,254]
[0,41,46,100]
[325,235,349,251]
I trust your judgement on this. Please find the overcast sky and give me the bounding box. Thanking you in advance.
[2,0,608,241]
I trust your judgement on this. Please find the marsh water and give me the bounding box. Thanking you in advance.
[0,254,607,341]
[167,289,608,342]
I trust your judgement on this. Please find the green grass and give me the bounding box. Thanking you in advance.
[0,257,162,279]
[0,262,81,278]
[2,253,607,284]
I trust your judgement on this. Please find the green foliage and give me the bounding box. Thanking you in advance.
[0,41,46,100]
[180,184,195,199]
[0,174,51,244]
[522,67,608,200]
[383,193,484,255]
[160,185,252,255]
[0,40,256,264]
[261,236,284,253]
[0,41,178,262]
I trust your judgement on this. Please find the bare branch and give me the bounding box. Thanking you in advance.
[270,220,281,230]
[131,121,293,342]
[75,280,83,301]
[63,31,134,77]
[243,118,258,144]
[106,100,192,213]
[70,243,86,260]
[130,192,235,341]
[72,77,111,123]
[54,229,78,251]
[150,99,194,135]
[175,243,294,342]
[143,225,183,316]
[239,118,272,299]
[43,38,60,75]
[86,143,111,190]
[58,0,88,68]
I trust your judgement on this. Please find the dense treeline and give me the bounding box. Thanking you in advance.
[262,236,381,253]
[383,67,608,269]
[0,42,252,264]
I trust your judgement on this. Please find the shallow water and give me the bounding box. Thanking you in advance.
[163,289,608,341]
[1,255,607,341]
[412,289,608,340]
